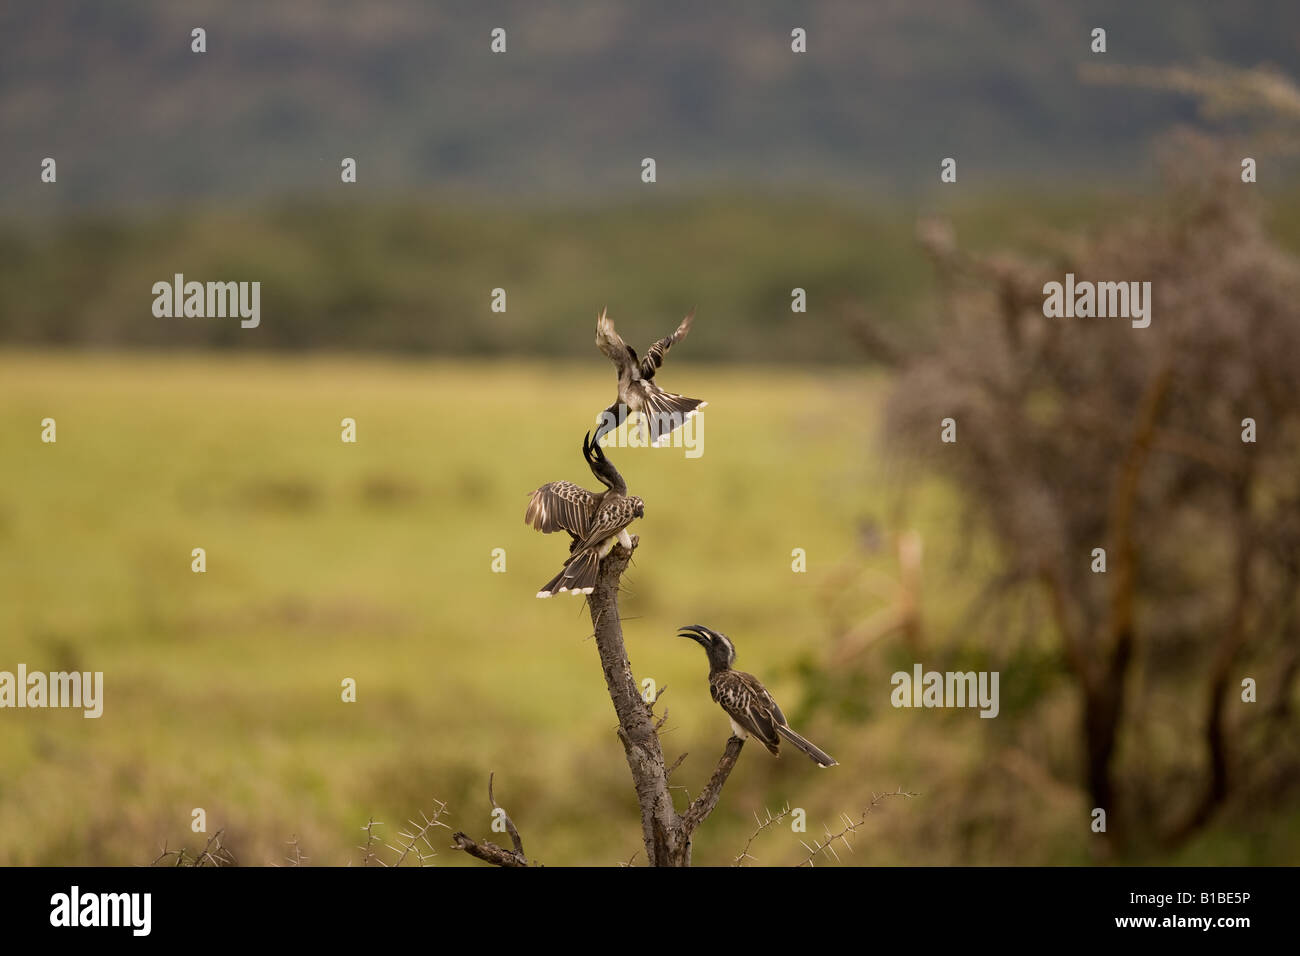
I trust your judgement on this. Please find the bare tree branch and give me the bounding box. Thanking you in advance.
[733,804,793,866]
[487,773,525,859]
[389,801,450,868]
[1082,364,1171,844]
[796,788,917,867]
[151,828,236,868]
[451,832,530,868]
[1163,467,1255,847]
[451,774,531,867]
[682,736,745,833]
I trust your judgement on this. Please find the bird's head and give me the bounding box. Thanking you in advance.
[631,496,645,518]
[677,624,736,671]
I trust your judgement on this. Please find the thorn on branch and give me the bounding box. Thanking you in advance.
[150,828,236,867]
[796,786,917,867]
[732,803,794,866]
[665,752,688,778]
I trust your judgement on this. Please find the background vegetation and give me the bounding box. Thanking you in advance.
[3,2,1298,866]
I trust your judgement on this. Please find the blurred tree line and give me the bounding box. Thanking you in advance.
[9,188,1300,363]
[0,196,928,360]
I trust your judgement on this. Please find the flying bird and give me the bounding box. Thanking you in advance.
[594,308,707,446]
[678,624,838,767]
[526,432,644,598]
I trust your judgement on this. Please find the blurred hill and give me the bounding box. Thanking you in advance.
[3,0,1299,212]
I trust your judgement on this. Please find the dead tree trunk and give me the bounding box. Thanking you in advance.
[587,537,744,866]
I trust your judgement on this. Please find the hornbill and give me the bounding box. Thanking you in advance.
[678,624,838,768]
[594,307,707,446]
[525,432,644,598]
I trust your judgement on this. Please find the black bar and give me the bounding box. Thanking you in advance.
[0,865,1280,942]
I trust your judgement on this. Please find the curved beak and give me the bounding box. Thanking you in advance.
[584,430,608,465]
[677,624,711,644]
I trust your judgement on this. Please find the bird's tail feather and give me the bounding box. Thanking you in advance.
[776,725,838,768]
[536,549,601,598]
[643,385,707,446]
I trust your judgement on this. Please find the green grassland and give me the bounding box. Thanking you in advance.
[0,352,1292,865]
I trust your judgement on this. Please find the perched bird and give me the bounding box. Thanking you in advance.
[594,307,707,446]
[526,432,644,598]
[678,624,838,767]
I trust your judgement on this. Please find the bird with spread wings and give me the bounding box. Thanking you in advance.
[525,432,644,598]
[593,308,707,446]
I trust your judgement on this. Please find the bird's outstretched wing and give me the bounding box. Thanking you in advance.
[711,670,783,753]
[639,308,695,380]
[595,308,633,370]
[525,481,596,537]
